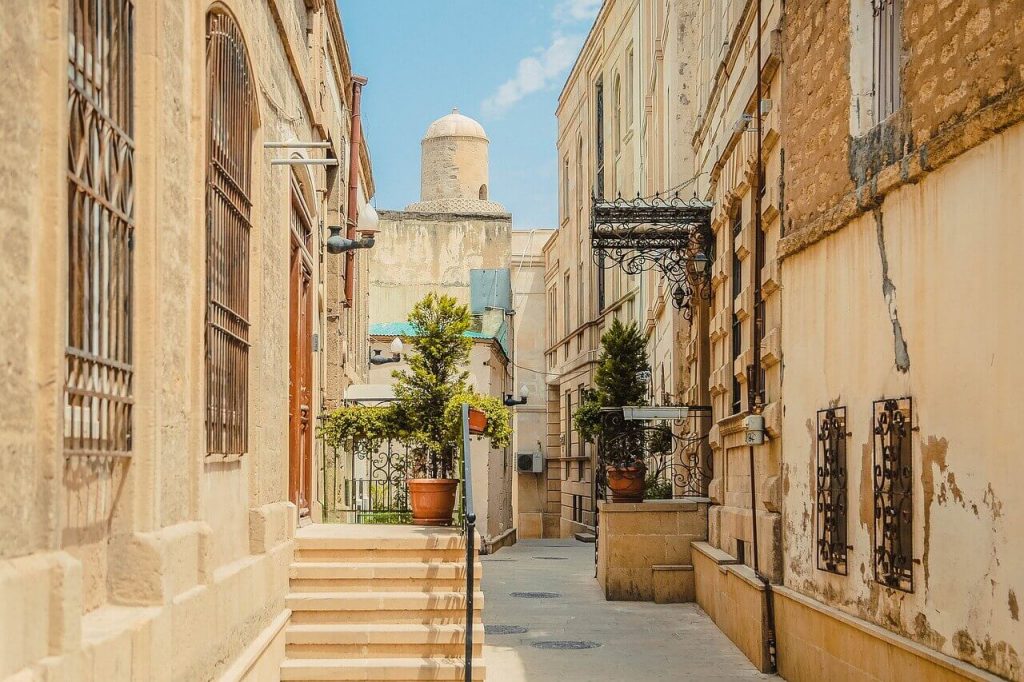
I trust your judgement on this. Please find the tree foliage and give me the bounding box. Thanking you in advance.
[320,293,511,480]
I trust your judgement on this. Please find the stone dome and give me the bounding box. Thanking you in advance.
[423,108,489,141]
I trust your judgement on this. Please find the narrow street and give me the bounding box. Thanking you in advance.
[481,539,777,681]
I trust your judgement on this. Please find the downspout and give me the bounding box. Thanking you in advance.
[748,0,778,672]
[343,75,368,307]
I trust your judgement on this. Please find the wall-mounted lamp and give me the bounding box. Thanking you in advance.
[369,337,404,365]
[503,384,530,407]
[327,203,381,255]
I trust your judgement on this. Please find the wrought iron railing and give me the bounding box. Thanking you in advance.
[319,427,413,524]
[595,407,713,500]
[458,404,477,682]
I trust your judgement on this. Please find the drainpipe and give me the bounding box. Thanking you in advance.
[748,0,778,672]
[343,75,368,308]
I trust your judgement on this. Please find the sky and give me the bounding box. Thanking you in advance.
[338,0,602,229]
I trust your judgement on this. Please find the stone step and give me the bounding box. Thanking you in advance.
[294,530,471,551]
[290,561,482,589]
[287,591,484,625]
[285,623,485,659]
[294,548,469,564]
[279,657,486,681]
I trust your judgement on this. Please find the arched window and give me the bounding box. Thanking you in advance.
[479,184,488,200]
[66,0,135,458]
[205,10,257,456]
[626,45,634,127]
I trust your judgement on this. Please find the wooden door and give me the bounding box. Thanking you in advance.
[289,194,314,517]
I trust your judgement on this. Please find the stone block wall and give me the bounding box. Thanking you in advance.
[596,500,707,602]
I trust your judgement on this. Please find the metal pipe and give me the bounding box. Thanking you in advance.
[749,0,778,672]
[270,158,339,166]
[344,75,368,307]
[263,141,332,148]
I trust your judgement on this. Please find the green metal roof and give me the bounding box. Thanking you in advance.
[370,321,509,357]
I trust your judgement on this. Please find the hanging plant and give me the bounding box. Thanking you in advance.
[443,391,512,451]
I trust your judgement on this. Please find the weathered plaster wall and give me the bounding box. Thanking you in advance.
[369,211,512,326]
[782,0,1024,241]
[780,124,1024,680]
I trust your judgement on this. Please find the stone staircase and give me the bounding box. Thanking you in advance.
[280,524,485,681]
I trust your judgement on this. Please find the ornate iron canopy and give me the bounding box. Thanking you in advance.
[591,194,714,319]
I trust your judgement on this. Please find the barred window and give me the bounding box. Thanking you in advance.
[730,209,743,415]
[66,0,135,458]
[205,10,256,455]
[873,0,902,121]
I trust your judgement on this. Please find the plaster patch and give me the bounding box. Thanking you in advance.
[920,436,950,591]
[913,612,947,651]
[873,208,910,373]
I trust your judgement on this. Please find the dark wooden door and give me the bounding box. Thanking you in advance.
[289,199,314,517]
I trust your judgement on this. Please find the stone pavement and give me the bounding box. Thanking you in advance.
[481,539,778,682]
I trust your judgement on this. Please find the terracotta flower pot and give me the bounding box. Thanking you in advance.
[606,465,645,503]
[408,478,459,526]
[467,407,488,435]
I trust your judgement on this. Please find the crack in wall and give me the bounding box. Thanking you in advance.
[874,208,910,373]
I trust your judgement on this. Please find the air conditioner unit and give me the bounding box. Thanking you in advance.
[516,452,543,474]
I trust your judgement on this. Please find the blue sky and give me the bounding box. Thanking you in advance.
[338,0,601,229]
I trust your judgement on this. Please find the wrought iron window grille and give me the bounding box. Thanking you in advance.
[590,193,714,320]
[66,0,136,460]
[816,407,849,575]
[872,397,914,592]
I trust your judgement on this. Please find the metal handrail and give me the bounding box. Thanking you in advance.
[459,403,476,682]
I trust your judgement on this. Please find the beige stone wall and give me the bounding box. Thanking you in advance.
[0,0,369,679]
[369,211,512,326]
[773,586,1003,682]
[692,541,771,673]
[510,230,556,539]
[596,500,706,602]
[780,125,1024,680]
[689,0,784,581]
[420,136,490,204]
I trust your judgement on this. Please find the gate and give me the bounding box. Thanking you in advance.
[320,426,412,524]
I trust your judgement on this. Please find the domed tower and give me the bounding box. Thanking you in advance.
[406,108,506,214]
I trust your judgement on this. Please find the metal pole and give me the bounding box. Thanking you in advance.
[461,403,476,682]
[749,0,778,672]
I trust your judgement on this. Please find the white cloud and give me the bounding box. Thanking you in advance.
[481,33,584,117]
[553,0,602,23]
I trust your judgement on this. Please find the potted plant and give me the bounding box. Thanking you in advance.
[392,294,511,525]
[574,319,651,502]
[320,293,512,525]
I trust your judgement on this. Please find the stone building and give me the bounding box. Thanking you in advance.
[549,0,1024,679]
[770,0,1024,679]
[509,229,556,539]
[684,0,785,667]
[0,0,373,679]
[545,0,699,539]
[369,110,511,323]
[352,110,535,551]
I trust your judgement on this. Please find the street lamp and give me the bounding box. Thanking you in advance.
[504,384,530,407]
[369,337,404,365]
[326,203,381,254]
